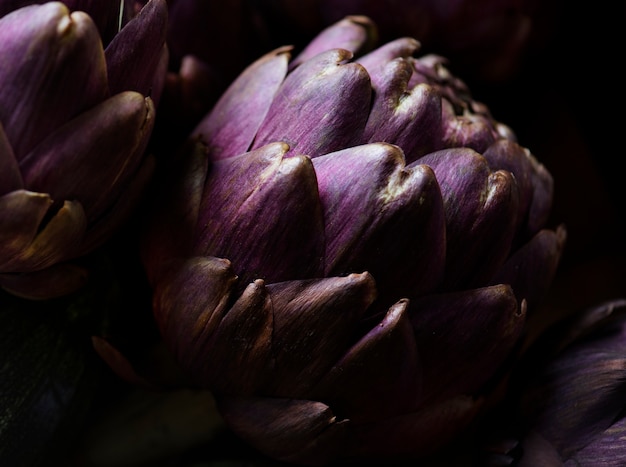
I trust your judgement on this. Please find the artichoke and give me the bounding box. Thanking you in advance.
[489,299,626,466]
[141,15,566,465]
[0,0,168,299]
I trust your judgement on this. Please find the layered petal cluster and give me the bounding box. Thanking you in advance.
[142,16,566,465]
[0,0,168,299]
[497,299,626,466]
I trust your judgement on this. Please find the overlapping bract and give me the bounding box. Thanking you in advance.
[142,15,565,465]
[0,0,168,299]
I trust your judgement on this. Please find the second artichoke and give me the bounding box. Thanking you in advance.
[0,0,168,299]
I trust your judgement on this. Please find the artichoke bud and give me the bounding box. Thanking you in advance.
[143,14,567,464]
[0,0,167,298]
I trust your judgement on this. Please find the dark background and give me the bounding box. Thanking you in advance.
[468,0,626,329]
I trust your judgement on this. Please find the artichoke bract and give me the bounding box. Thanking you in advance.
[142,16,566,465]
[0,0,168,299]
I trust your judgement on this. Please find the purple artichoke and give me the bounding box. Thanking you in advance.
[0,0,168,299]
[141,16,566,465]
[489,299,626,466]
